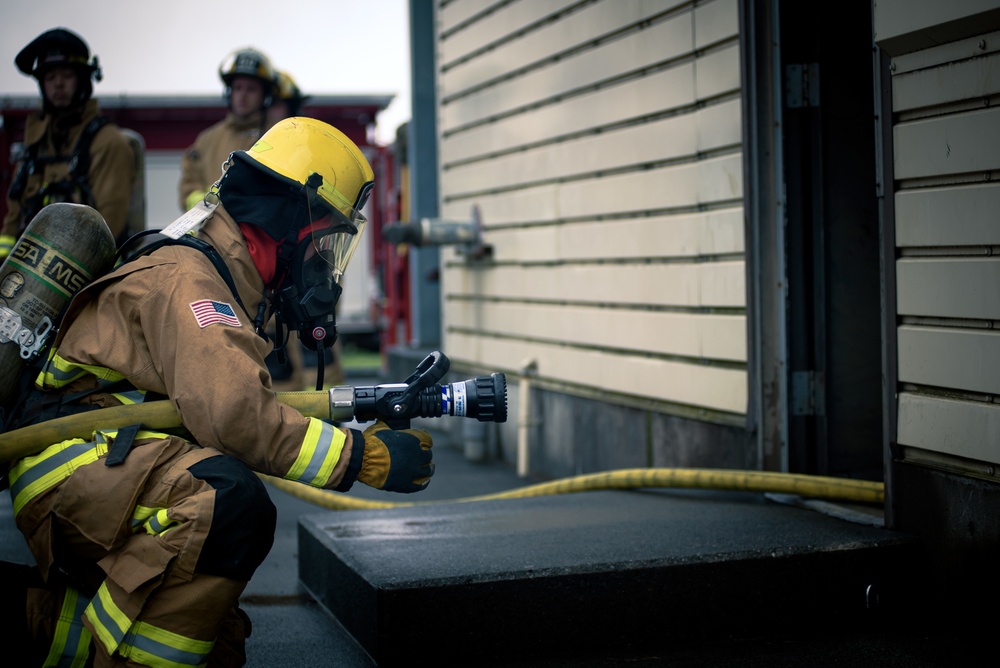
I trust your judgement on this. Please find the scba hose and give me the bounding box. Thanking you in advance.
[262,467,885,511]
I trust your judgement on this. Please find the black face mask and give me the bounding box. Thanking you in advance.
[273,235,342,352]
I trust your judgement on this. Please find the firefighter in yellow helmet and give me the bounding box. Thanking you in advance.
[6,117,434,666]
[267,69,309,127]
[1,27,136,259]
[177,47,276,212]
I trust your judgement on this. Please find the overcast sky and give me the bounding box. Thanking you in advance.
[0,0,412,144]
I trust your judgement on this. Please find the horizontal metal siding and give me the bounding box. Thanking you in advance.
[447,302,747,361]
[445,332,748,414]
[897,394,1000,464]
[485,208,744,262]
[435,0,745,418]
[893,107,1000,180]
[885,8,1000,466]
[439,1,693,127]
[895,183,1000,246]
[896,258,1000,318]
[440,261,746,306]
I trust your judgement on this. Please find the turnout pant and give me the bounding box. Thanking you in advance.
[8,431,277,667]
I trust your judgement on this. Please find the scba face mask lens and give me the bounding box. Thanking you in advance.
[278,239,342,351]
[276,176,371,351]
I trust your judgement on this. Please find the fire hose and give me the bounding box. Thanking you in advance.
[0,350,883,509]
[263,466,884,511]
[0,351,504,463]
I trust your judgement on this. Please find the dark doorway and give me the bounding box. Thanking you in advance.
[778,1,883,479]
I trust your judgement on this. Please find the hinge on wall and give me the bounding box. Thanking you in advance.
[791,370,825,416]
[785,63,821,108]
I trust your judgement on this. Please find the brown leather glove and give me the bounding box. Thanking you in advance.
[353,421,434,493]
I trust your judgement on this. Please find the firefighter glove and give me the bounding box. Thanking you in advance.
[354,420,434,493]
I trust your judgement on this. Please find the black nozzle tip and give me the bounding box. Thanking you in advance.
[474,372,507,423]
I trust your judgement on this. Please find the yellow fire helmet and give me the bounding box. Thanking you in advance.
[274,70,303,103]
[240,117,374,228]
[233,117,375,277]
[272,70,309,117]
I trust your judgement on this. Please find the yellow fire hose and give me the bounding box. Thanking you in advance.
[0,395,884,510]
[0,391,329,464]
[263,467,884,511]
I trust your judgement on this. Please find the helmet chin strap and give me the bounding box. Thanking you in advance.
[252,296,270,341]
[314,350,325,391]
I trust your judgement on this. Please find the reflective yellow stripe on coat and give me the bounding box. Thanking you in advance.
[0,234,15,258]
[37,348,128,389]
[284,417,345,487]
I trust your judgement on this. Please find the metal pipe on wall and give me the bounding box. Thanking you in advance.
[517,358,538,478]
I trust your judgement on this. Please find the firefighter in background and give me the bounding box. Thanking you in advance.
[177,47,276,212]
[6,117,434,665]
[1,27,136,259]
[266,69,309,127]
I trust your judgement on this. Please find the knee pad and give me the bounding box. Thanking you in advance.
[188,456,277,581]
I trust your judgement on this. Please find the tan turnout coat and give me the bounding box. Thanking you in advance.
[2,99,135,242]
[177,111,267,211]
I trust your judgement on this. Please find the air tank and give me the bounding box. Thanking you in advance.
[0,203,117,408]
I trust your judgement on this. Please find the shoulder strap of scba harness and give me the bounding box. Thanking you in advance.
[69,116,112,193]
[119,232,250,319]
[8,116,112,202]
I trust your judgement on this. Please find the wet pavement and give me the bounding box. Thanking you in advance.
[242,425,537,667]
[1,415,988,667]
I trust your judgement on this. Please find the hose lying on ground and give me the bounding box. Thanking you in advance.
[262,467,885,511]
[0,396,884,512]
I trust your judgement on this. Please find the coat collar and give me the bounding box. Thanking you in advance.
[24,98,101,148]
[197,203,267,319]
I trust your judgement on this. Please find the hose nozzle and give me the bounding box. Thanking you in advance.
[328,352,507,428]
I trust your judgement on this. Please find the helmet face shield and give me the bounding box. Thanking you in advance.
[305,175,372,282]
[227,117,376,353]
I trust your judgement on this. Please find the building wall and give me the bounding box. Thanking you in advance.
[432,0,751,475]
[875,0,1000,473]
[875,0,1000,565]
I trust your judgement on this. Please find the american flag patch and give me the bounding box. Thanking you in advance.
[190,300,241,328]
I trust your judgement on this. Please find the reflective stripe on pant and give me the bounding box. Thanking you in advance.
[9,429,171,517]
[25,576,251,668]
[38,583,93,667]
[11,435,268,667]
[86,579,220,667]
